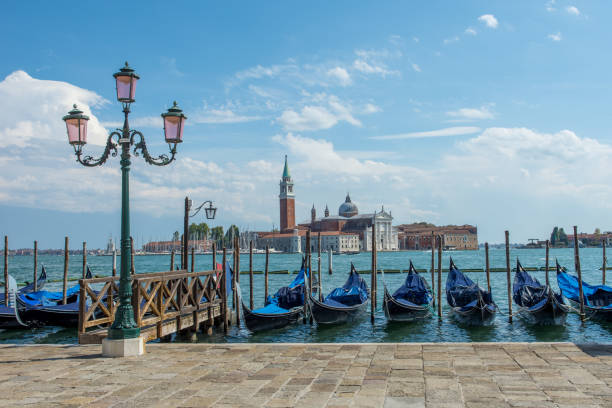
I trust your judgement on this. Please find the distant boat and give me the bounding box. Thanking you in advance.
[241,258,306,332]
[309,263,369,325]
[557,261,612,321]
[446,258,496,326]
[513,259,568,325]
[383,261,433,322]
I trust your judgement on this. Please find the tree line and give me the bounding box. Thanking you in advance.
[172,223,240,248]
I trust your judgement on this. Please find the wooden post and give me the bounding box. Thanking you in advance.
[82,241,87,279]
[305,232,311,324]
[33,240,38,291]
[112,250,117,277]
[306,230,312,292]
[485,242,491,292]
[3,236,8,307]
[130,236,135,275]
[235,236,240,326]
[212,242,217,269]
[371,223,377,323]
[431,231,435,306]
[249,240,254,310]
[317,232,322,301]
[505,230,512,323]
[437,235,442,318]
[264,245,269,301]
[222,247,228,333]
[191,247,195,272]
[170,250,175,271]
[573,226,585,320]
[63,236,69,305]
[603,239,607,285]
[328,248,332,275]
[545,240,550,287]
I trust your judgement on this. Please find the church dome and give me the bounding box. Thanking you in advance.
[339,194,358,218]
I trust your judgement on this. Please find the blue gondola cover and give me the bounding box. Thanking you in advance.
[324,264,368,307]
[557,264,612,308]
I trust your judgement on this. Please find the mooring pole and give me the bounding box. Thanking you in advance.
[485,242,491,292]
[264,245,269,301]
[232,239,237,311]
[63,236,69,305]
[437,235,442,318]
[317,232,322,301]
[431,231,435,307]
[305,232,311,324]
[170,250,175,271]
[82,241,87,279]
[235,236,240,326]
[212,242,216,269]
[249,240,254,310]
[183,196,189,270]
[33,240,38,291]
[112,250,117,277]
[573,226,585,321]
[545,240,550,287]
[3,236,8,307]
[603,238,607,285]
[505,230,512,323]
[371,223,376,323]
[222,247,228,333]
[328,248,333,275]
[191,247,195,272]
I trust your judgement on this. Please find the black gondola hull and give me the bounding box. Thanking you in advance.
[567,299,612,322]
[0,307,42,329]
[309,296,367,325]
[383,289,431,322]
[242,302,302,332]
[518,296,569,325]
[449,303,496,326]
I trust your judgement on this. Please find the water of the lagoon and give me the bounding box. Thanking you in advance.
[2,247,612,344]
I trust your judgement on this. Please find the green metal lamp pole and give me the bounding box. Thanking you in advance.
[63,62,187,340]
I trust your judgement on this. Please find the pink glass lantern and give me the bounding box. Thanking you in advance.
[161,101,186,144]
[62,104,89,145]
[113,62,139,103]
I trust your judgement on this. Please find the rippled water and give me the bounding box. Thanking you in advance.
[1,247,611,344]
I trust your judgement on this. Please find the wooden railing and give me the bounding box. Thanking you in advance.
[78,268,226,344]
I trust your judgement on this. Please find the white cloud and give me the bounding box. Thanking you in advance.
[277,95,361,131]
[362,103,381,114]
[478,14,499,29]
[353,59,391,76]
[566,6,580,15]
[160,57,184,77]
[465,27,477,36]
[0,71,109,148]
[446,105,495,120]
[548,32,562,41]
[412,63,421,73]
[352,49,399,77]
[235,64,294,81]
[371,126,481,140]
[101,116,162,129]
[546,0,556,12]
[443,36,460,45]
[326,67,352,86]
[192,109,261,124]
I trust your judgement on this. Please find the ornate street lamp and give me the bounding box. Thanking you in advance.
[63,62,186,344]
[183,198,217,269]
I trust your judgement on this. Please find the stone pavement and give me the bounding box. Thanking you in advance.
[0,343,611,407]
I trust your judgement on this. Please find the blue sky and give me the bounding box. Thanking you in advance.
[1,1,611,248]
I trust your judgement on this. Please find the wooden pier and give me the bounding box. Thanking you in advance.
[78,268,226,344]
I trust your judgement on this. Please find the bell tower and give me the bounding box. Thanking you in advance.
[279,155,295,231]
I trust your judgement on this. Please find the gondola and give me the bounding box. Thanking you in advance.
[0,266,48,328]
[16,266,93,327]
[556,261,612,321]
[383,261,433,322]
[241,259,306,332]
[513,259,568,325]
[446,258,496,326]
[309,263,369,325]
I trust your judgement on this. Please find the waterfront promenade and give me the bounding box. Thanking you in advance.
[1,342,611,407]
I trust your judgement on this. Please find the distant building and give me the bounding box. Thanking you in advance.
[397,223,478,250]
[567,232,612,247]
[142,239,211,253]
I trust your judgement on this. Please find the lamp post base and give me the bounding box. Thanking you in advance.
[102,336,145,357]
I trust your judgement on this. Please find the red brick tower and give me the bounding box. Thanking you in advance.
[279,155,295,232]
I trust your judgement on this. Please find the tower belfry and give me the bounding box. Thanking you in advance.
[279,155,295,231]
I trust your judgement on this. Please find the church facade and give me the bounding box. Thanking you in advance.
[256,156,398,253]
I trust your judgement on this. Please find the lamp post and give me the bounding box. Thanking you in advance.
[63,62,186,344]
[183,198,216,269]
